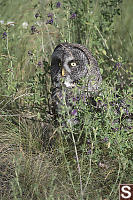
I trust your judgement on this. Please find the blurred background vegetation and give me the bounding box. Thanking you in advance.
[0,0,132,199]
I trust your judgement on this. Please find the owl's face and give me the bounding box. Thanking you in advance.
[51,43,89,88]
[51,43,102,95]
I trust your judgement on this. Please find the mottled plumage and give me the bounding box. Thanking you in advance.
[51,43,102,122]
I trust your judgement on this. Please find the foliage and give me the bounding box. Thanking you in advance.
[0,0,132,200]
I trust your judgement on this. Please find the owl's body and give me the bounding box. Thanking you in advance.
[51,43,102,122]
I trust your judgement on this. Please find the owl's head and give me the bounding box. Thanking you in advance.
[51,43,102,93]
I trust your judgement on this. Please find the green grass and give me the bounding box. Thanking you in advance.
[0,0,132,199]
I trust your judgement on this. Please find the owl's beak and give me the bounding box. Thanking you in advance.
[61,68,65,76]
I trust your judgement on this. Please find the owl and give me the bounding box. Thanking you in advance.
[50,43,102,124]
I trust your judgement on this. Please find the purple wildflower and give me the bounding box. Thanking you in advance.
[126,110,129,115]
[56,2,61,8]
[72,97,77,102]
[35,13,40,18]
[87,149,91,155]
[2,32,7,39]
[38,61,42,66]
[87,139,91,145]
[114,128,119,132]
[81,94,86,102]
[103,137,108,142]
[58,91,62,99]
[48,13,53,18]
[31,25,37,34]
[46,18,53,25]
[70,13,77,19]
[115,62,122,68]
[112,127,119,132]
[71,109,77,116]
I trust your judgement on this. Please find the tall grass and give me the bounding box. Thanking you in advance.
[0,0,132,199]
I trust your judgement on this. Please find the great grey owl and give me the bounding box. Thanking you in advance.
[51,43,102,124]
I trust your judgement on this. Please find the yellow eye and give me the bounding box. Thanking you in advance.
[59,62,61,67]
[70,62,76,67]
